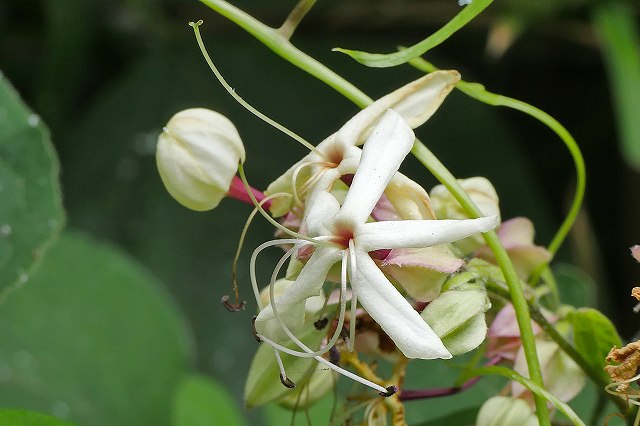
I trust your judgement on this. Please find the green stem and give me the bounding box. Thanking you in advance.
[278,0,317,40]
[488,283,627,413]
[198,0,372,108]
[197,1,549,422]
[332,0,494,68]
[409,57,586,259]
[411,144,550,424]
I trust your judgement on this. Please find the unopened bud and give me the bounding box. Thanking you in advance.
[476,396,538,426]
[421,283,490,355]
[430,177,500,254]
[156,108,245,211]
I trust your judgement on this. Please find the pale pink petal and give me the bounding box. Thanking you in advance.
[497,217,536,248]
[631,245,640,263]
[380,246,463,302]
[512,339,586,403]
[476,244,552,280]
[335,70,460,147]
[371,194,402,221]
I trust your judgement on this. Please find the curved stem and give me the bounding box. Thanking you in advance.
[487,283,627,413]
[198,0,372,108]
[411,143,549,423]
[197,1,549,422]
[408,56,586,259]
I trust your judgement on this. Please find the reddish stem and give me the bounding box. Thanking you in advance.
[399,355,503,401]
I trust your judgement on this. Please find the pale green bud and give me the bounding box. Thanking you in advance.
[420,283,491,355]
[156,108,245,211]
[476,396,538,426]
[429,177,500,254]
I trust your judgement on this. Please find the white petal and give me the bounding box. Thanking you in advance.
[337,110,414,225]
[254,246,342,342]
[356,216,499,251]
[303,168,342,236]
[335,70,461,147]
[351,247,451,359]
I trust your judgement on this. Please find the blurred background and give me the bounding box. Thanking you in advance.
[0,0,639,424]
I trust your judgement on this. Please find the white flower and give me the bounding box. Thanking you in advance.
[156,108,245,211]
[252,110,498,374]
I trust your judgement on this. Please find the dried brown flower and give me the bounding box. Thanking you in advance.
[605,341,640,392]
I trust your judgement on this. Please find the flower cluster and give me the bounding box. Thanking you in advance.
[154,68,592,423]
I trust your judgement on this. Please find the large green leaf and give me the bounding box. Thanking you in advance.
[172,374,246,426]
[0,72,64,301]
[0,409,77,426]
[570,308,622,382]
[0,231,191,426]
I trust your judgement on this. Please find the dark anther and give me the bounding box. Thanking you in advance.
[313,317,328,330]
[329,346,340,365]
[221,295,246,312]
[379,385,397,398]
[280,374,296,388]
[251,316,261,342]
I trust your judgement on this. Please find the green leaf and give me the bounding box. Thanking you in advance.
[0,409,77,426]
[332,0,493,68]
[570,308,622,382]
[593,1,640,171]
[172,374,246,426]
[0,72,64,301]
[460,366,585,426]
[553,264,596,308]
[0,231,191,426]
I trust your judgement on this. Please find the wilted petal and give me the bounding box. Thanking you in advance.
[338,110,415,225]
[384,172,437,220]
[476,217,551,279]
[351,247,451,359]
[335,70,461,146]
[255,246,342,341]
[356,216,499,251]
[512,339,585,403]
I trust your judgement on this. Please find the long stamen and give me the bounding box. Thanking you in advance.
[257,333,388,394]
[254,243,388,395]
[250,239,307,309]
[291,161,337,206]
[225,192,291,312]
[189,20,324,158]
[264,245,348,359]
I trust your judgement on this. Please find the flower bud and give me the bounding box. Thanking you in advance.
[420,283,491,355]
[429,177,500,254]
[156,108,245,211]
[476,396,538,426]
